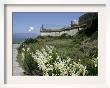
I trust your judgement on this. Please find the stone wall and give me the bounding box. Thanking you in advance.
[40,28,79,36]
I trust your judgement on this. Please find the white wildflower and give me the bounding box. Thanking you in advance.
[27,47,30,52]
[31,45,88,76]
[21,52,25,60]
[22,48,25,51]
[79,59,81,62]
[67,57,71,63]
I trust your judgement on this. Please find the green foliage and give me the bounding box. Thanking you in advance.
[17,45,88,76]
[17,27,98,76]
[59,33,72,39]
[17,46,43,75]
[23,38,38,44]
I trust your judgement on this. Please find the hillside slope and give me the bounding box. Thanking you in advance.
[16,27,98,76]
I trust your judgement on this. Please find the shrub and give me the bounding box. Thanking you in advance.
[23,38,38,44]
[87,57,98,75]
[17,46,43,75]
[60,33,71,39]
[17,45,88,76]
[16,29,98,76]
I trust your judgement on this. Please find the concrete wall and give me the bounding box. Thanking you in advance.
[40,28,79,36]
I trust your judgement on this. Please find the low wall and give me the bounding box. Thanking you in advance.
[40,28,79,36]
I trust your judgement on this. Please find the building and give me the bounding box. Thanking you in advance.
[40,12,98,36]
[40,20,80,36]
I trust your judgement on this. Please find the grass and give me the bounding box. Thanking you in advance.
[17,28,98,76]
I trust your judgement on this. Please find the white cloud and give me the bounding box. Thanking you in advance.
[28,26,34,32]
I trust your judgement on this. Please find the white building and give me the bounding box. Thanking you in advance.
[40,20,81,36]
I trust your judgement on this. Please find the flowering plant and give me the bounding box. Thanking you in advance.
[17,44,98,76]
[31,45,88,76]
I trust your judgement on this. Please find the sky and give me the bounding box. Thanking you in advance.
[13,12,85,35]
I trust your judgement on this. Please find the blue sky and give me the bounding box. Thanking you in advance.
[13,12,85,35]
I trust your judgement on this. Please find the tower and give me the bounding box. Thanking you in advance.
[40,24,44,31]
[71,20,73,27]
[41,24,44,30]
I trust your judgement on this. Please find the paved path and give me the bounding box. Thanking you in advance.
[13,44,25,76]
